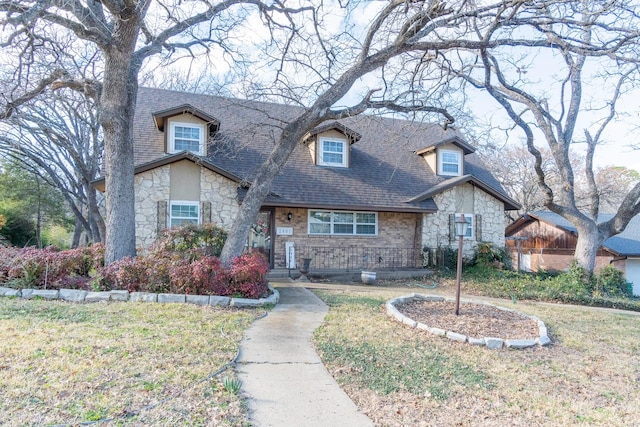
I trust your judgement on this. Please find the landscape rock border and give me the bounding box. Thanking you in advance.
[0,285,279,308]
[386,293,551,349]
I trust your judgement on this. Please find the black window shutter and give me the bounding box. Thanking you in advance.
[157,200,168,236]
[475,214,482,241]
[449,214,455,242]
[201,201,212,224]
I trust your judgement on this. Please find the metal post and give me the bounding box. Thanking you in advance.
[454,214,468,316]
[455,231,464,315]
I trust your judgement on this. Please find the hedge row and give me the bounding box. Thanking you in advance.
[0,224,269,299]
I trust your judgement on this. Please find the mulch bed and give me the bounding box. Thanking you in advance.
[397,300,540,340]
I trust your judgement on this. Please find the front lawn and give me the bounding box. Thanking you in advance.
[313,287,640,426]
[0,298,260,426]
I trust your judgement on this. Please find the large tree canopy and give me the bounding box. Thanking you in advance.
[2,0,639,271]
[451,1,640,271]
[216,0,640,267]
[0,0,309,263]
[0,90,105,246]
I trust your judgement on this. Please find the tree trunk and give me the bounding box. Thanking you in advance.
[100,22,141,264]
[220,119,318,264]
[86,182,105,243]
[573,222,605,273]
[72,218,82,248]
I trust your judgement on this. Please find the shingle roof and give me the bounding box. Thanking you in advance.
[526,211,640,256]
[132,87,516,213]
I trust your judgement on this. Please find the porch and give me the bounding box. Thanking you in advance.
[267,246,448,282]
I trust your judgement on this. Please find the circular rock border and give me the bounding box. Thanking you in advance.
[386,294,551,349]
[0,284,279,308]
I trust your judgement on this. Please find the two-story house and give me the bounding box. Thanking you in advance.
[95,87,519,271]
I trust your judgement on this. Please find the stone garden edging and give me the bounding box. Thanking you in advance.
[386,293,551,349]
[0,285,280,308]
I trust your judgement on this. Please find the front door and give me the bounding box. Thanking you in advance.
[249,210,274,268]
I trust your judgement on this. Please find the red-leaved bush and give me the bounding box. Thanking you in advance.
[0,244,104,289]
[0,225,271,299]
[227,252,270,298]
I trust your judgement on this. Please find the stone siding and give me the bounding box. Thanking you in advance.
[135,166,170,249]
[422,183,506,258]
[200,168,240,230]
[134,164,239,250]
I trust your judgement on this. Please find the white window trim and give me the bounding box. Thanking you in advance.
[438,149,462,176]
[317,137,347,167]
[308,210,378,236]
[169,200,200,228]
[455,213,474,240]
[169,121,206,155]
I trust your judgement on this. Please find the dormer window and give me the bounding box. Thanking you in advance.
[438,149,462,176]
[318,137,347,167]
[169,122,205,155]
[153,104,219,156]
[303,122,360,168]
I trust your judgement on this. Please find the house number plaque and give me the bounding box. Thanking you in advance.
[276,227,293,236]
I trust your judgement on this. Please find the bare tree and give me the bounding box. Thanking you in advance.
[455,1,640,272]
[0,90,105,246]
[480,143,555,220]
[480,142,638,222]
[4,0,638,270]
[0,0,310,263]
[219,0,627,263]
[592,167,640,213]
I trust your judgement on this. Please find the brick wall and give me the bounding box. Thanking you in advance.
[271,208,422,269]
[510,250,624,274]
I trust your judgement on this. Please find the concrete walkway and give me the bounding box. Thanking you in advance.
[236,282,373,427]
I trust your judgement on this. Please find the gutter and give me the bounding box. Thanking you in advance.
[610,256,628,264]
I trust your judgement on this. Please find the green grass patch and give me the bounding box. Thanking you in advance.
[313,285,640,426]
[316,339,490,399]
[0,301,98,323]
[313,291,491,400]
[316,292,384,308]
[0,298,259,426]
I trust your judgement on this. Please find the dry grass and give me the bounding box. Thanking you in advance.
[312,286,640,427]
[0,298,260,426]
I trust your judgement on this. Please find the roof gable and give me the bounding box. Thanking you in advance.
[152,104,220,132]
[406,174,521,211]
[415,135,476,156]
[303,121,362,145]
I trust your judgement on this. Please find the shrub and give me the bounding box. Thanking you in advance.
[99,256,147,292]
[227,251,270,299]
[472,242,511,271]
[96,243,269,298]
[150,223,227,258]
[0,244,104,289]
[593,265,632,298]
[438,247,458,272]
[169,256,228,295]
[0,225,269,299]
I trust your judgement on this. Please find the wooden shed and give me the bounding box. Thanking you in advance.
[505,211,640,296]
